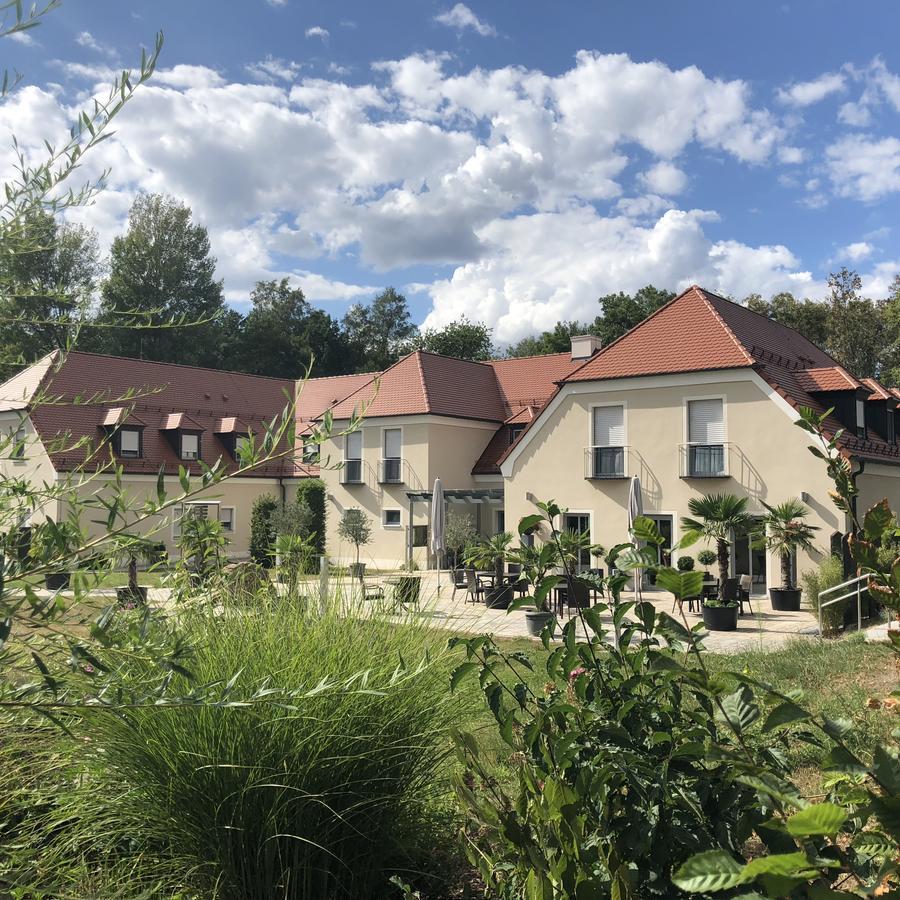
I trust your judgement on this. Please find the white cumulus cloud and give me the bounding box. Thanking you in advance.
[776,72,845,106]
[434,3,496,37]
[638,161,688,195]
[305,26,329,40]
[826,135,900,201]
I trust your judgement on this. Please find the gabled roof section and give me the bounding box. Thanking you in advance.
[0,350,58,411]
[296,370,378,427]
[565,287,753,382]
[861,377,894,401]
[488,353,583,409]
[160,411,204,431]
[794,367,862,392]
[328,350,508,422]
[100,407,146,427]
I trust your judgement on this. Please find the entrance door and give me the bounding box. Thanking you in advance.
[732,518,766,593]
[564,513,591,573]
[646,515,673,567]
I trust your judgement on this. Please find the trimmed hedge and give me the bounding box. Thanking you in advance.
[296,478,325,556]
[249,493,279,567]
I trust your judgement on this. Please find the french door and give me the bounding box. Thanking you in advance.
[563,513,591,573]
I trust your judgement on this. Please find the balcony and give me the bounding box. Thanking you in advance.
[341,458,363,484]
[584,446,628,479]
[378,457,404,484]
[679,443,730,478]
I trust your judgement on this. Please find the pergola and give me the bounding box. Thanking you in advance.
[405,488,504,563]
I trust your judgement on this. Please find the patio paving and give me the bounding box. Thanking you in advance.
[345,570,820,653]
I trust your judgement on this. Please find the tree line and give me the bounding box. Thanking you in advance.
[2,192,899,384]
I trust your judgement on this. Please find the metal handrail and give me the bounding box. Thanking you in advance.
[818,572,869,636]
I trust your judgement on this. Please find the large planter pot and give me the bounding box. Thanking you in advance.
[525,609,554,637]
[349,562,366,579]
[484,583,512,610]
[116,586,148,607]
[770,588,802,612]
[44,572,71,591]
[702,603,739,631]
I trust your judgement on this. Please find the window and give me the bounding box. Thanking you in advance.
[856,398,866,439]
[181,432,200,460]
[119,427,141,459]
[589,405,625,478]
[383,508,401,527]
[172,502,213,538]
[220,506,235,533]
[412,524,428,546]
[344,431,363,483]
[302,437,318,464]
[381,428,402,483]
[687,398,726,476]
[889,410,897,444]
[11,425,26,460]
[495,510,506,533]
[509,424,525,445]
[235,434,252,459]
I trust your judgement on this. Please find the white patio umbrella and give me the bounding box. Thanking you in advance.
[430,477,445,593]
[627,475,644,601]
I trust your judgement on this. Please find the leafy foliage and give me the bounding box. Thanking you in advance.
[760,498,819,590]
[249,493,279,567]
[337,507,372,567]
[295,477,326,556]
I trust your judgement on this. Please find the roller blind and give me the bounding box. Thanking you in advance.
[688,399,725,443]
[346,431,362,459]
[383,428,401,458]
[592,405,624,446]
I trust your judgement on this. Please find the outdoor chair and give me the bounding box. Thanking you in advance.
[506,563,528,597]
[451,568,468,600]
[465,568,488,604]
[565,579,591,613]
[738,574,754,615]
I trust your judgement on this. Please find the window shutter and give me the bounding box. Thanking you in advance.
[592,406,625,446]
[346,431,362,459]
[688,399,725,443]
[383,428,401,458]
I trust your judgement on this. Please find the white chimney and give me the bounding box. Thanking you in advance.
[571,334,602,360]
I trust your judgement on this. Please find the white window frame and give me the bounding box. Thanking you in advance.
[683,394,727,445]
[561,509,593,574]
[11,424,26,462]
[220,506,235,533]
[381,425,403,459]
[180,432,200,461]
[383,508,402,528]
[302,436,318,464]
[172,501,219,538]
[119,427,141,459]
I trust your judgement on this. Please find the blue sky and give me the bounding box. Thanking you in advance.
[4,0,900,343]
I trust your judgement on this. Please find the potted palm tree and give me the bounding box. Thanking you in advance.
[115,536,165,606]
[464,532,513,609]
[31,519,80,591]
[338,508,372,579]
[681,494,752,631]
[760,498,819,611]
[508,538,561,635]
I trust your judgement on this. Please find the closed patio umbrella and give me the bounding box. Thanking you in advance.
[430,477,445,592]
[627,475,643,601]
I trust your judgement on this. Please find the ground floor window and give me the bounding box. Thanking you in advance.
[645,514,673,566]
[495,510,505,534]
[220,506,235,533]
[732,518,767,592]
[563,512,591,573]
[383,508,401,528]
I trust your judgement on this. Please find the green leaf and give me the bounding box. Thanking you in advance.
[852,830,895,857]
[785,802,846,838]
[742,851,830,878]
[717,684,760,733]
[630,515,665,545]
[672,850,744,893]
[518,513,543,536]
[762,701,810,732]
[873,745,900,795]
[864,499,893,541]
[450,661,478,691]
[581,605,604,637]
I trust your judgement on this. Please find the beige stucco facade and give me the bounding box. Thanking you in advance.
[501,367,900,587]
[321,415,501,568]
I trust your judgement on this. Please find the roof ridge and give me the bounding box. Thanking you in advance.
[414,350,433,413]
[695,289,756,367]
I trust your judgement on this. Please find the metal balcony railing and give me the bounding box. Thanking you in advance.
[679,443,730,478]
[378,457,404,484]
[584,446,628,479]
[341,458,363,484]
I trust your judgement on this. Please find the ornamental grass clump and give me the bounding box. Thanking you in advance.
[63,593,467,899]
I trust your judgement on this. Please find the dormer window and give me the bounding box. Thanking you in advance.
[509,424,525,445]
[119,427,142,459]
[856,398,866,439]
[180,432,200,460]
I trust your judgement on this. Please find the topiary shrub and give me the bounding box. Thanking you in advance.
[676,555,695,571]
[802,553,846,635]
[249,493,278,568]
[296,478,325,556]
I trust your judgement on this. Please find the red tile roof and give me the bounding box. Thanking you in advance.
[505,286,900,467]
[794,367,862,392]
[861,378,894,401]
[28,351,297,477]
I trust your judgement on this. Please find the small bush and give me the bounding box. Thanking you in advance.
[249,493,278,567]
[802,554,846,635]
[676,555,695,571]
[697,549,717,568]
